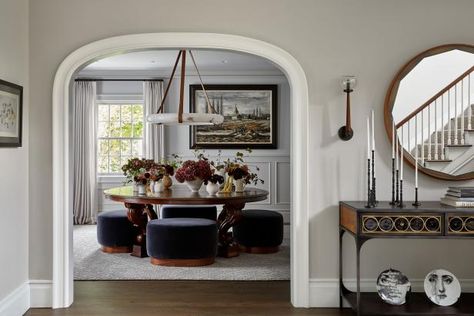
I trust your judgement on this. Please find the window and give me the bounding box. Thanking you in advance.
[97,102,144,174]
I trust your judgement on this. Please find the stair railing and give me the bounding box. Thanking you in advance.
[396,65,474,164]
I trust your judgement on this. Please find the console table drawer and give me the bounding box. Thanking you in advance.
[447,214,474,235]
[361,214,442,236]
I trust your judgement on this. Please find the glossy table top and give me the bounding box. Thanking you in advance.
[104,186,269,205]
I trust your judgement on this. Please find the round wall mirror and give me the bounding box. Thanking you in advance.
[385,44,474,180]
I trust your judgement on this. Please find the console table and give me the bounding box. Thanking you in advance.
[339,201,474,316]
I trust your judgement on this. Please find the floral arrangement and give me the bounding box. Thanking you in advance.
[121,157,176,189]
[149,164,175,182]
[225,162,263,185]
[220,150,264,192]
[122,158,157,184]
[226,150,263,185]
[203,174,224,185]
[174,159,213,183]
[134,172,151,185]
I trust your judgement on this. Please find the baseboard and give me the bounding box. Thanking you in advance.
[309,278,474,307]
[29,280,52,308]
[0,282,29,316]
[16,278,474,309]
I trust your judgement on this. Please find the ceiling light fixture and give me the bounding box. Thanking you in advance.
[146,50,224,126]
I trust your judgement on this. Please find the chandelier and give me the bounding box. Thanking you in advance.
[146,50,224,126]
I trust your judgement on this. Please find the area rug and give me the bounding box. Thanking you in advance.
[74,225,290,280]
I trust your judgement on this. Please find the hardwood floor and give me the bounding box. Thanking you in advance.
[26,281,352,316]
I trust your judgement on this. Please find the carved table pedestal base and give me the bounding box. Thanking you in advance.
[124,203,157,258]
[217,201,245,258]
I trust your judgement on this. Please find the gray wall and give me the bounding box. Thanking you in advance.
[29,0,474,293]
[0,0,29,302]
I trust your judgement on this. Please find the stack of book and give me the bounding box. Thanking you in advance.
[441,187,474,207]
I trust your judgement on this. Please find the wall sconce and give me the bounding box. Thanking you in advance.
[338,76,356,141]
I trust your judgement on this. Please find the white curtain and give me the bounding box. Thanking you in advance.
[72,81,97,225]
[144,81,164,161]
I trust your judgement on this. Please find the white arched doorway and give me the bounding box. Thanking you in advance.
[52,33,310,308]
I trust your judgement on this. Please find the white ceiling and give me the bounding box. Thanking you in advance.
[80,49,282,73]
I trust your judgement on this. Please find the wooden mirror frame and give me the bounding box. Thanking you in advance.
[384,43,474,181]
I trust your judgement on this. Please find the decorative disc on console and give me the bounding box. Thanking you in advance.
[425,217,440,232]
[363,217,378,231]
[379,217,394,231]
[424,269,461,306]
[376,268,411,305]
[409,217,424,231]
[449,217,463,232]
[394,217,409,231]
[465,217,474,231]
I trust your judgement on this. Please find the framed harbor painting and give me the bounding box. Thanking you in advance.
[0,79,23,147]
[189,84,277,149]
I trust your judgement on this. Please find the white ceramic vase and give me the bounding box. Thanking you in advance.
[234,179,246,193]
[206,182,220,195]
[137,184,146,195]
[132,182,139,192]
[185,178,203,192]
[154,181,165,193]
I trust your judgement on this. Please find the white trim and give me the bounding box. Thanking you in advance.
[79,69,285,78]
[0,282,29,316]
[309,278,474,307]
[52,32,310,308]
[29,280,53,308]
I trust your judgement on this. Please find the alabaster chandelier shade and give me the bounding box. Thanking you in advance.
[146,113,224,125]
[146,49,225,126]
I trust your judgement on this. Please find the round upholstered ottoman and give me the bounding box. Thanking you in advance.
[147,218,217,266]
[97,210,135,253]
[161,205,217,221]
[233,209,283,254]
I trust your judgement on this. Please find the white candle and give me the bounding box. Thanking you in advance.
[367,117,371,159]
[395,126,398,170]
[371,110,375,151]
[392,121,395,159]
[367,117,371,188]
[400,127,404,180]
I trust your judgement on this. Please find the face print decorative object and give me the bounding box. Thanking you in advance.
[424,269,461,306]
[376,269,411,305]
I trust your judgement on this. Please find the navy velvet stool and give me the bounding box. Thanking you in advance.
[97,210,135,253]
[147,218,217,266]
[233,209,283,254]
[161,205,217,221]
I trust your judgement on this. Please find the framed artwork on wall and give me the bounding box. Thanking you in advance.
[189,84,278,149]
[0,79,23,147]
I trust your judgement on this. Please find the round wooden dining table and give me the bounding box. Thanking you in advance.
[104,186,269,258]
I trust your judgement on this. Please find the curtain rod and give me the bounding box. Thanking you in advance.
[74,78,164,82]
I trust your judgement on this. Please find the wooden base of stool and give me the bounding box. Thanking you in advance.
[150,257,215,267]
[240,245,279,254]
[101,246,133,253]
